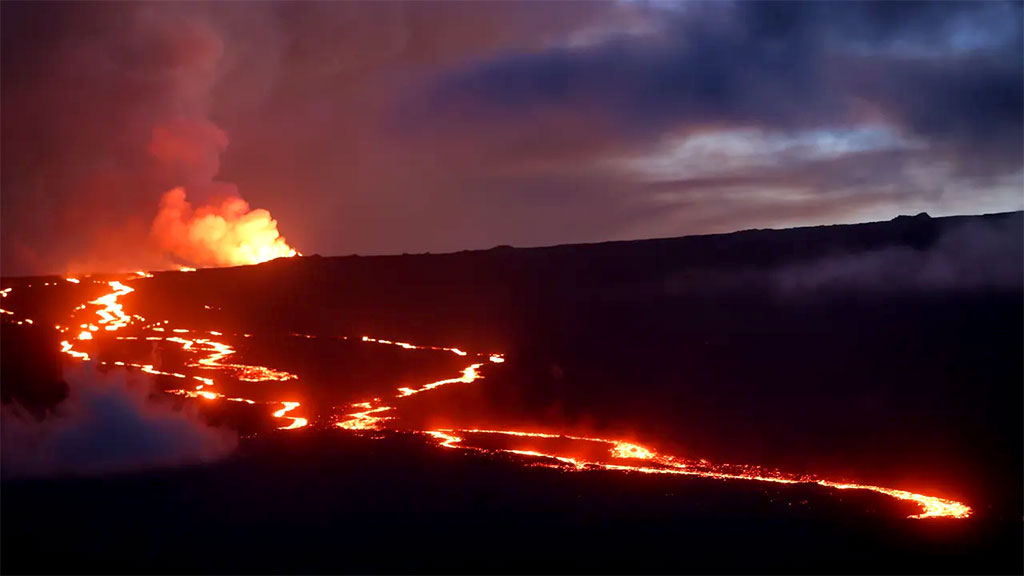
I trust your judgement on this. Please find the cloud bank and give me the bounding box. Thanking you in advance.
[773,216,1024,294]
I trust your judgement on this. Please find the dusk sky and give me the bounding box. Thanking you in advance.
[2,0,1022,276]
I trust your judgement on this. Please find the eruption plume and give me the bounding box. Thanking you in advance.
[151,187,298,268]
[147,117,299,269]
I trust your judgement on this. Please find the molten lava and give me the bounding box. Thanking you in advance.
[273,402,308,430]
[396,364,483,397]
[4,272,974,521]
[421,429,971,519]
[51,276,305,429]
[337,402,394,431]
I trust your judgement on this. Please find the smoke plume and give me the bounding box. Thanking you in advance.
[1,365,237,479]
[152,187,298,268]
[145,90,298,269]
[773,216,1024,294]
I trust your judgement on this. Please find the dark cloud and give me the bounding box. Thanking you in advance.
[427,6,834,135]
[425,1,1021,168]
[843,56,1023,175]
[412,0,1022,244]
[1,365,237,478]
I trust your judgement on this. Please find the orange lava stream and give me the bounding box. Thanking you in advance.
[160,334,297,382]
[397,364,483,397]
[16,278,972,519]
[273,402,308,430]
[421,429,971,519]
[335,337,504,430]
[90,281,134,330]
[337,402,394,430]
[336,335,972,520]
[333,362,485,426]
[360,335,471,357]
[49,275,306,430]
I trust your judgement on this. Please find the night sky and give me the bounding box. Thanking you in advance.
[2,1,1022,276]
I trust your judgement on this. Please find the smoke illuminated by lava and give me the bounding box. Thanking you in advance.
[146,118,299,269]
[145,112,298,269]
[151,187,298,268]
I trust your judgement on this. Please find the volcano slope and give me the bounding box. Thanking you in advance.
[2,211,1021,574]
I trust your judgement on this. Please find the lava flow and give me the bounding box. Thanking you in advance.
[338,333,971,519]
[2,272,974,520]
[51,276,305,430]
[421,429,971,519]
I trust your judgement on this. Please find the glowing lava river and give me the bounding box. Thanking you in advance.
[1,272,972,520]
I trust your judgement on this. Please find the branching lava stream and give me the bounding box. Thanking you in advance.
[4,272,972,520]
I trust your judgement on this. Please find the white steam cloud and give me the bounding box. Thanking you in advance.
[773,217,1023,294]
[1,365,237,479]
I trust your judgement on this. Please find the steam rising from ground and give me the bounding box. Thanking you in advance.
[152,187,298,268]
[774,217,1023,294]
[1,365,236,479]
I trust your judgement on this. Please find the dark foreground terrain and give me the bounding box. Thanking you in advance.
[4,430,1021,574]
[2,212,1022,573]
